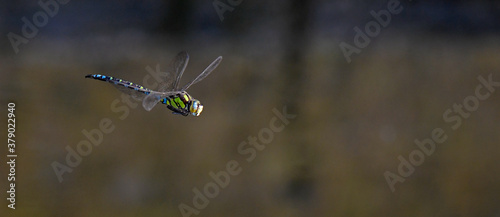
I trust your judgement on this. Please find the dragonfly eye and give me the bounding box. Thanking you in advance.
[190,100,203,116]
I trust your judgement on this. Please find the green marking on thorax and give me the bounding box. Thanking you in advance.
[174,97,185,108]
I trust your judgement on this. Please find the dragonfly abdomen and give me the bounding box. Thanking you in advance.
[85,74,153,94]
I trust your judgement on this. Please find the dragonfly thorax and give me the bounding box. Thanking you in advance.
[161,92,203,116]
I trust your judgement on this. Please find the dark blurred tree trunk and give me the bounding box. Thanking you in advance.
[282,1,309,110]
[157,0,193,37]
[281,0,315,212]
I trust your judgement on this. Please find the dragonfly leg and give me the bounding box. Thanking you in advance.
[167,105,189,116]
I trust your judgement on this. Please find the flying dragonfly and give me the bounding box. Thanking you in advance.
[85,51,222,116]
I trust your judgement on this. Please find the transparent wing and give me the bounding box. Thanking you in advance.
[142,91,183,111]
[157,51,189,92]
[181,56,222,91]
[115,85,150,101]
[172,52,189,91]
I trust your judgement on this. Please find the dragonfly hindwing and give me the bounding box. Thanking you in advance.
[142,91,182,111]
[143,93,161,111]
[157,51,189,92]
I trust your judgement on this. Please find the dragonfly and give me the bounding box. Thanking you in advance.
[85,51,222,116]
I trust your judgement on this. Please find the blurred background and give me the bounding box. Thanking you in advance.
[1,0,500,216]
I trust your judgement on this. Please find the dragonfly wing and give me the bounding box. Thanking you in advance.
[172,51,189,91]
[142,91,183,111]
[142,93,161,111]
[181,56,222,91]
[114,85,150,101]
[158,51,189,92]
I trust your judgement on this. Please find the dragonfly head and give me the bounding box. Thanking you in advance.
[189,99,204,116]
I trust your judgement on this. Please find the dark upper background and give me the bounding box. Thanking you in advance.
[1,0,500,216]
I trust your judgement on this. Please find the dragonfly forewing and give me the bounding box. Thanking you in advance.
[181,56,222,91]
